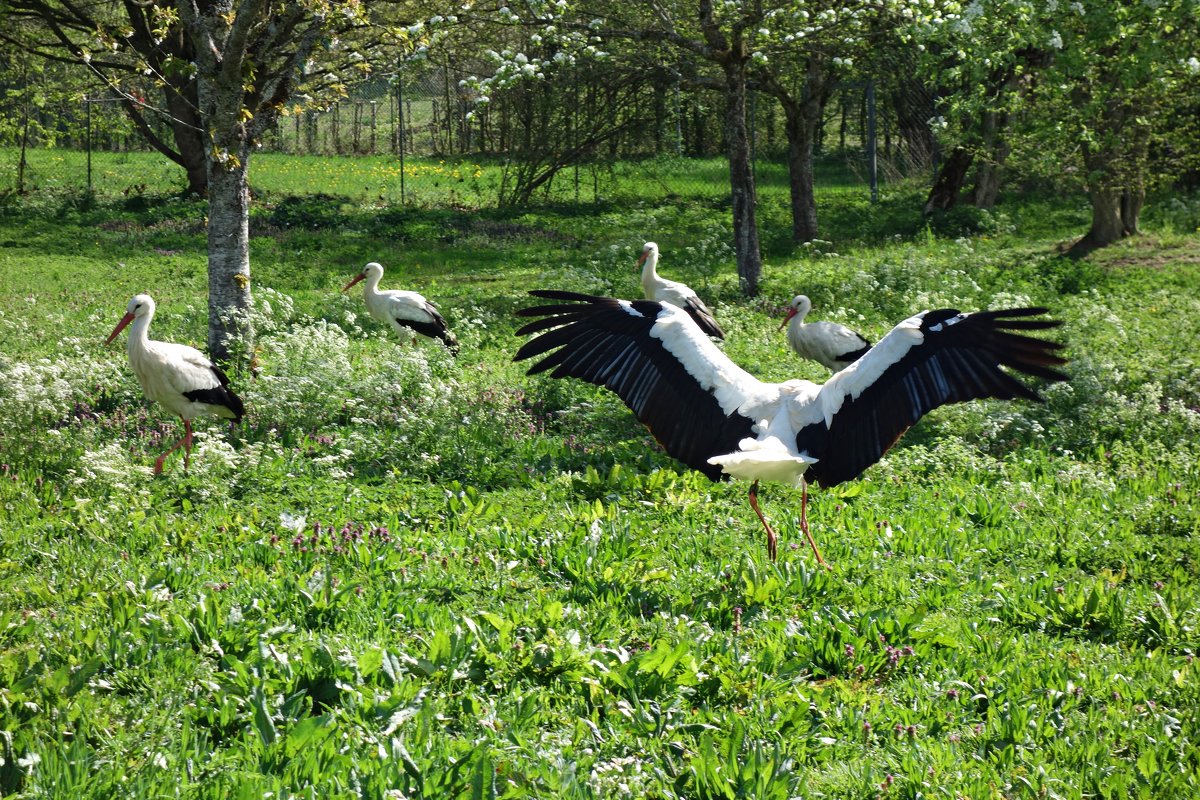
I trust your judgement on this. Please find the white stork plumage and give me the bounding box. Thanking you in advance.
[514,291,1067,565]
[105,294,244,475]
[637,242,725,339]
[782,294,872,371]
[342,262,459,354]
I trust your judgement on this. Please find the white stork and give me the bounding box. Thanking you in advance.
[105,294,244,475]
[782,294,872,371]
[514,291,1067,566]
[637,242,725,339]
[342,262,459,354]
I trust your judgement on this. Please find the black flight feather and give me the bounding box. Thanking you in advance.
[514,292,753,480]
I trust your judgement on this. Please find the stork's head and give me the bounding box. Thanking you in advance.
[779,294,812,330]
[105,294,155,344]
[636,241,659,268]
[342,261,384,292]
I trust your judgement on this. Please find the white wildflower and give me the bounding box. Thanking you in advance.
[280,511,307,532]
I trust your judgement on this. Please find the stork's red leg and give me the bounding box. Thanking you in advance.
[799,483,831,570]
[153,420,190,475]
[181,419,193,474]
[748,480,778,562]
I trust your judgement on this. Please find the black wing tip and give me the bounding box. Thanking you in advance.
[515,304,590,321]
[683,297,725,339]
[981,307,1063,330]
[695,316,726,339]
[527,289,608,303]
[837,344,872,365]
[960,307,1070,381]
[182,386,245,422]
[228,394,246,423]
[512,339,550,365]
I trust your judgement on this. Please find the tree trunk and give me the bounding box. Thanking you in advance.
[970,163,1002,210]
[188,2,260,364]
[165,83,208,197]
[782,97,820,242]
[760,58,832,243]
[967,110,1011,210]
[176,0,331,363]
[1068,185,1126,258]
[653,81,666,154]
[723,58,761,296]
[206,156,253,362]
[924,146,973,215]
[1120,185,1143,236]
[1067,139,1143,258]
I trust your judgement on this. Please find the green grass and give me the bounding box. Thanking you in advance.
[2,147,881,209]
[1,175,1200,798]
[0,147,504,206]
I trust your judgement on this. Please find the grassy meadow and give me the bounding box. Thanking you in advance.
[1,170,1199,798]
[2,147,868,209]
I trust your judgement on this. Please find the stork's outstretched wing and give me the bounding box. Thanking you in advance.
[514,291,756,479]
[796,308,1068,487]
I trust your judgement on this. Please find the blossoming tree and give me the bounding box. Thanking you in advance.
[919,0,1200,254]
[177,0,371,362]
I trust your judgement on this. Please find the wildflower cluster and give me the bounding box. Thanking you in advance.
[275,519,398,556]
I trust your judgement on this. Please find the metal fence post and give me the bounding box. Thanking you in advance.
[397,71,406,205]
[86,96,93,193]
[333,102,341,154]
[930,79,940,177]
[866,80,878,204]
[675,67,683,155]
[578,65,583,203]
[353,101,361,152]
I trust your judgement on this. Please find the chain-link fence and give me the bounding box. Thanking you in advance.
[1,65,936,207]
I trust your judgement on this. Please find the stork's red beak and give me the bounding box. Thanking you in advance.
[105,312,135,345]
[341,272,366,293]
[636,251,649,268]
[778,306,798,331]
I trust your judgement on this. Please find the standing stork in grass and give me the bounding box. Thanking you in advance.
[638,241,725,339]
[342,262,459,354]
[105,294,244,475]
[514,291,1067,566]
[781,294,872,371]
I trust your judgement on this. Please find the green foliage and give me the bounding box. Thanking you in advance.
[264,194,352,230]
[1,183,1199,798]
[923,204,1017,239]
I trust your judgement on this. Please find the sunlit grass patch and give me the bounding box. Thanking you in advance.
[1,187,1199,797]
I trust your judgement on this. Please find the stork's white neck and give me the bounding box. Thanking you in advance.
[640,250,660,292]
[789,300,812,327]
[126,309,154,357]
[362,269,384,298]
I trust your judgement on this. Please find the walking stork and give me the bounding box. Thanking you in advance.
[105,294,244,474]
[781,294,872,371]
[342,262,459,354]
